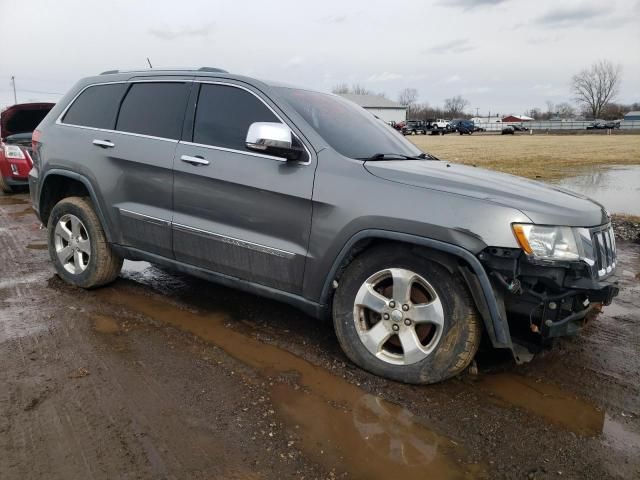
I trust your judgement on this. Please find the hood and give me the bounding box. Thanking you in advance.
[1,103,55,140]
[364,160,608,227]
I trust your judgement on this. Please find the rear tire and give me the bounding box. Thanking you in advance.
[47,196,123,288]
[332,246,481,384]
[0,174,14,194]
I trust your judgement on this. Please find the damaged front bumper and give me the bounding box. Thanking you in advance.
[479,226,620,342]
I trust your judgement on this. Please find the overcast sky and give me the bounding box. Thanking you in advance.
[0,0,638,115]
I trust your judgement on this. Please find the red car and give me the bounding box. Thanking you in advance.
[0,102,54,193]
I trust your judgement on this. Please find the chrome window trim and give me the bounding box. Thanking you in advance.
[55,78,313,164]
[180,140,287,162]
[173,222,295,259]
[55,79,190,143]
[119,208,171,226]
[190,80,312,165]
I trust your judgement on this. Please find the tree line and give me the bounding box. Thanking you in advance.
[332,60,630,121]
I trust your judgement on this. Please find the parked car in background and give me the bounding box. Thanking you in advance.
[450,119,475,135]
[510,124,529,132]
[603,121,620,129]
[586,122,606,130]
[473,125,485,132]
[427,118,451,135]
[30,68,619,385]
[0,103,55,193]
[501,126,515,135]
[402,120,426,135]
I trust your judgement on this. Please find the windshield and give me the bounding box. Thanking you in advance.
[275,87,423,160]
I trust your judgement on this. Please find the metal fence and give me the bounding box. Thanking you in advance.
[473,120,640,132]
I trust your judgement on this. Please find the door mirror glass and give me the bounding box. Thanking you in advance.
[245,122,304,161]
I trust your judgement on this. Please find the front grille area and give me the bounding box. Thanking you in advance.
[591,224,616,277]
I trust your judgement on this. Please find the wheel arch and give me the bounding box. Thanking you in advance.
[320,229,514,351]
[39,170,113,242]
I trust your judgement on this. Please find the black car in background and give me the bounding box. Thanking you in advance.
[450,119,475,135]
[402,120,427,135]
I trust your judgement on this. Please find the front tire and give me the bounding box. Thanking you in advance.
[332,246,481,384]
[47,197,123,288]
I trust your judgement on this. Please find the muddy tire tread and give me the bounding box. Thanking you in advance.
[47,196,122,288]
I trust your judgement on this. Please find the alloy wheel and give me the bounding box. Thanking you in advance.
[353,268,444,365]
[54,214,91,274]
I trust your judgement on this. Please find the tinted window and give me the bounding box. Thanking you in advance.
[193,84,279,150]
[116,83,190,139]
[62,84,127,129]
[276,87,422,160]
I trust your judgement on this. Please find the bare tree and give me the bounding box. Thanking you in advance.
[398,88,418,107]
[556,102,575,119]
[571,60,622,119]
[351,83,373,95]
[331,83,350,94]
[545,100,555,119]
[443,95,469,117]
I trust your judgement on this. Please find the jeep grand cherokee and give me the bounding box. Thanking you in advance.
[29,68,618,384]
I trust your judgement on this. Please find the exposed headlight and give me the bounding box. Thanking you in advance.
[3,145,25,159]
[512,224,580,261]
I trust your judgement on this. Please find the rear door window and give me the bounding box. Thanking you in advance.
[116,82,191,139]
[62,83,127,129]
[193,84,280,150]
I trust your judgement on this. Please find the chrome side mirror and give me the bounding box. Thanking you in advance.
[245,122,304,161]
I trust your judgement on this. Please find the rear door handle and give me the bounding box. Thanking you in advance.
[180,155,210,166]
[93,139,115,148]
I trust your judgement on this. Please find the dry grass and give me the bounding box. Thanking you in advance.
[407,134,640,180]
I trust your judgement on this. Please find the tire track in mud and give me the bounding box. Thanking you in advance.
[2,191,640,479]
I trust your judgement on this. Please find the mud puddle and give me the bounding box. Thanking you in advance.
[10,206,35,218]
[91,313,122,334]
[95,286,484,479]
[475,373,639,452]
[0,196,28,206]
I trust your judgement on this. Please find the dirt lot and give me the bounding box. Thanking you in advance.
[407,134,640,180]
[1,190,639,480]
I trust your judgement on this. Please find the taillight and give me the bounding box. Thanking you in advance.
[3,144,25,159]
[31,129,42,168]
[32,129,42,150]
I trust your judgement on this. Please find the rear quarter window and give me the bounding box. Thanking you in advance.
[116,82,190,139]
[62,83,127,129]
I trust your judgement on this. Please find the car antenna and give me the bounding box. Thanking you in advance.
[146,57,153,69]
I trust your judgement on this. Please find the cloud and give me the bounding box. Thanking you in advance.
[367,72,403,82]
[319,14,348,24]
[441,0,509,9]
[424,38,474,54]
[445,74,462,83]
[534,5,605,27]
[462,86,491,94]
[148,23,214,40]
[284,56,305,68]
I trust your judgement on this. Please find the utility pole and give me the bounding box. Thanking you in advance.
[476,107,479,117]
[146,57,153,69]
[11,76,17,104]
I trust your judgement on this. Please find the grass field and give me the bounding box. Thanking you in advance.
[407,133,640,180]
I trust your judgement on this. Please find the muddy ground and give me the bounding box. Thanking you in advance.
[1,191,639,480]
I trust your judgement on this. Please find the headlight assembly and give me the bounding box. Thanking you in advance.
[512,224,580,261]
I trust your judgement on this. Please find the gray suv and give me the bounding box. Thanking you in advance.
[30,68,618,384]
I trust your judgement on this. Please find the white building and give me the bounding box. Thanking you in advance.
[338,94,407,124]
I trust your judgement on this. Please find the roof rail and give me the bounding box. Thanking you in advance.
[99,67,228,75]
[197,67,228,73]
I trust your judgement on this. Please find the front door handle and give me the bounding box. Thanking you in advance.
[180,155,210,166]
[93,139,115,148]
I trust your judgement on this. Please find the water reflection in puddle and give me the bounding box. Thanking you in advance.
[554,166,640,215]
[95,286,484,479]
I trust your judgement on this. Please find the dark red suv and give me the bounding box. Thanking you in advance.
[0,102,54,193]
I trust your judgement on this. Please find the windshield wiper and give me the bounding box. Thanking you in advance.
[358,152,439,161]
